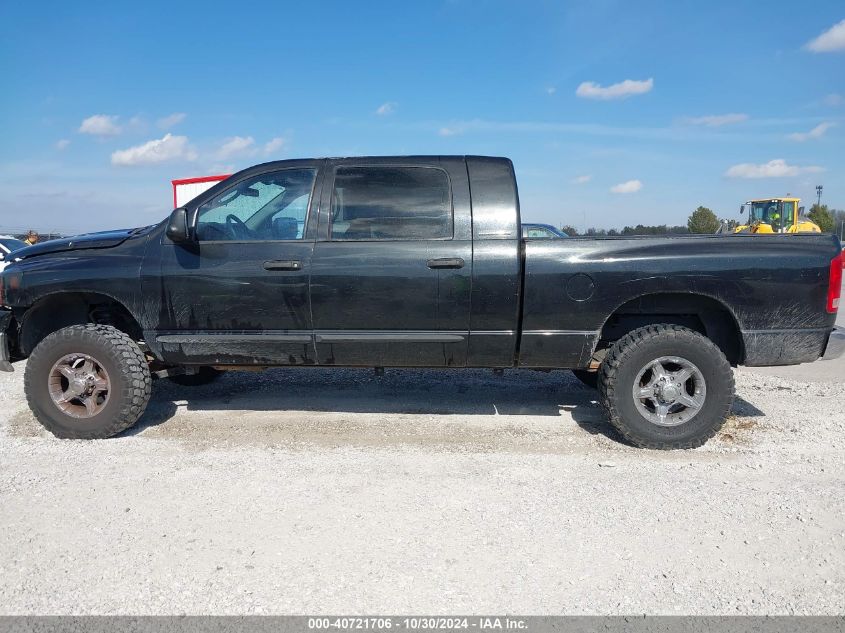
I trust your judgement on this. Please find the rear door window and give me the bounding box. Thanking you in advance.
[330,166,452,240]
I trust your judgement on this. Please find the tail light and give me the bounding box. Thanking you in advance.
[828,252,843,313]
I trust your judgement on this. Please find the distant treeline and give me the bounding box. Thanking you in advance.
[561,224,691,236]
[561,204,845,237]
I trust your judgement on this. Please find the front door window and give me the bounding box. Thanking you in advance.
[195,169,316,241]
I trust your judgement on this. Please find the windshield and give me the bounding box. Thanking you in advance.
[748,201,796,229]
[0,238,27,253]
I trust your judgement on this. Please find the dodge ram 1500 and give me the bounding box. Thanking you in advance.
[0,156,842,448]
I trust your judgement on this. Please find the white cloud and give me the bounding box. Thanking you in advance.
[682,113,748,127]
[111,133,197,166]
[610,179,642,193]
[215,136,256,160]
[79,114,122,136]
[575,78,653,100]
[263,137,286,155]
[788,121,835,141]
[823,93,843,106]
[724,159,824,179]
[375,102,397,116]
[157,112,187,129]
[805,19,845,52]
[546,86,556,95]
[438,127,462,136]
[572,175,591,184]
[55,139,70,151]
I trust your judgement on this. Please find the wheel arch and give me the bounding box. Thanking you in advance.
[18,291,144,357]
[595,291,745,365]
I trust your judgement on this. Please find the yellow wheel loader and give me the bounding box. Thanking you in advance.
[734,197,821,234]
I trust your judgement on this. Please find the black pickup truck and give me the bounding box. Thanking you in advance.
[0,156,842,448]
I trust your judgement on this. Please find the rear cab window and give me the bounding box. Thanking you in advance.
[330,166,452,240]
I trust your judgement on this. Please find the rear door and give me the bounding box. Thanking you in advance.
[309,157,472,366]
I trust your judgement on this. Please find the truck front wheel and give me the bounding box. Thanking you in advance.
[24,324,152,439]
[598,324,734,449]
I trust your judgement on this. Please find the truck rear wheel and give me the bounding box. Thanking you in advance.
[598,324,734,449]
[24,324,151,439]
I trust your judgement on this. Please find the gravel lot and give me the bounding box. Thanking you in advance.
[0,316,843,614]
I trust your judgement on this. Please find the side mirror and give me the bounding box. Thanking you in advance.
[166,207,192,243]
[798,206,805,214]
[739,205,745,215]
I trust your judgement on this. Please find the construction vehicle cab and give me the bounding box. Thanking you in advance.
[736,197,820,234]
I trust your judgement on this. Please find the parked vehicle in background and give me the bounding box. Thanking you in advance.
[522,223,568,238]
[735,197,821,234]
[0,156,842,449]
[0,236,27,272]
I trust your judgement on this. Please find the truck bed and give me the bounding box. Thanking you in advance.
[518,232,840,368]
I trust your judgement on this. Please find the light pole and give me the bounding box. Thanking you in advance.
[816,184,823,208]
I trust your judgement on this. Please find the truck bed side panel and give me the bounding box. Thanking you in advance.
[519,234,840,367]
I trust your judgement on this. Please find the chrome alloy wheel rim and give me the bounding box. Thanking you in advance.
[48,353,111,418]
[632,356,706,427]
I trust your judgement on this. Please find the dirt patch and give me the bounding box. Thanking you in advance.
[6,410,44,438]
[717,416,759,444]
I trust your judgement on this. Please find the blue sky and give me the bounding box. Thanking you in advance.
[0,0,843,234]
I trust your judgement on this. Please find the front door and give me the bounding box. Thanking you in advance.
[309,160,472,367]
[147,164,322,365]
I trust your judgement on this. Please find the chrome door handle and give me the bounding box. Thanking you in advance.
[427,257,465,269]
[263,260,302,271]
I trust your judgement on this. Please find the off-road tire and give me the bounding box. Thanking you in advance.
[168,366,222,386]
[24,324,151,439]
[571,369,598,389]
[598,324,734,449]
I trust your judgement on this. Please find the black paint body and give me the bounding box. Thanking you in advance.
[1,156,841,369]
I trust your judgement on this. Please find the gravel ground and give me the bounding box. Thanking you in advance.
[0,355,843,615]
